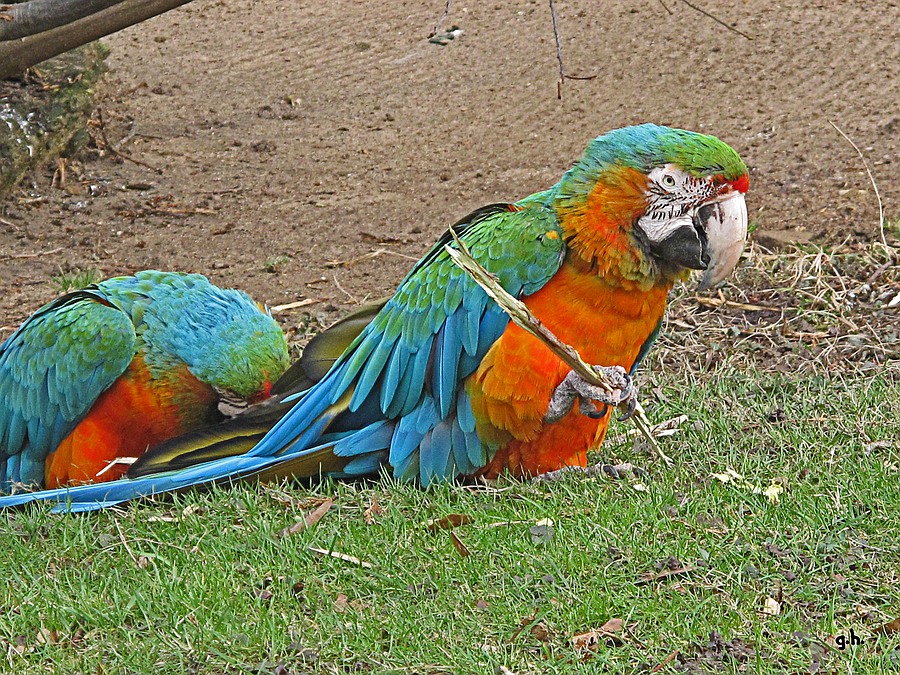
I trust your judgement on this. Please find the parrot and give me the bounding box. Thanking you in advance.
[0,270,290,492]
[0,123,749,512]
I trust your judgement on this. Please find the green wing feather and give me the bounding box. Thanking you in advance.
[0,291,136,489]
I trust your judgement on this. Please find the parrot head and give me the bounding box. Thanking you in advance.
[553,124,749,289]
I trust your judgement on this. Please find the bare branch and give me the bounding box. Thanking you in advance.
[0,0,121,42]
[0,0,194,80]
[548,0,597,99]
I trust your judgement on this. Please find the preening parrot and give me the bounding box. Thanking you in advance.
[0,271,290,492]
[0,124,749,512]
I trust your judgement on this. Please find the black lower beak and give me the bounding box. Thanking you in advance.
[650,221,709,271]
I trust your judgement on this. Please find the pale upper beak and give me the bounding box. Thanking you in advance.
[696,191,748,290]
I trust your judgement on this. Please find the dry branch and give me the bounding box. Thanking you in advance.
[0,0,194,79]
[0,0,120,41]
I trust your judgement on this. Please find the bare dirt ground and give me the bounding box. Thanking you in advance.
[1,0,898,348]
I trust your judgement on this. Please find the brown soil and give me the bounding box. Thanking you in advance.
[1,1,898,342]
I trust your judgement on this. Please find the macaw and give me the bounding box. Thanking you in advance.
[0,270,290,491]
[0,124,749,512]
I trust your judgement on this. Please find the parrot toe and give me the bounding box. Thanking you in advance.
[531,461,647,484]
[543,366,635,424]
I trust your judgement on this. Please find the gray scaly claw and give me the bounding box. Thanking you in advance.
[543,365,635,424]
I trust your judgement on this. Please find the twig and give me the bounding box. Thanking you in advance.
[113,519,140,566]
[829,120,887,247]
[548,0,597,99]
[326,248,419,268]
[444,228,671,465]
[691,296,778,312]
[307,546,373,568]
[269,298,320,313]
[332,273,358,303]
[651,650,680,673]
[0,246,63,261]
[677,0,752,40]
[429,0,452,38]
[95,108,163,175]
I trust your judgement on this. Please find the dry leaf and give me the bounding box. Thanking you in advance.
[529,518,555,545]
[876,617,900,635]
[530,621,551,642]
[426,513,473,532]
[35,628,59,645]
[475,599,490,610]
[636,564,695,585]
[449,530,471,557]
[280,499,334,537]
[253,588,273,602]
[572,618,626,651]
[761,596,781,616]
[712,468,743,483]
[761,482,784,504]
[363,494,383,525]
[334,593,350,613]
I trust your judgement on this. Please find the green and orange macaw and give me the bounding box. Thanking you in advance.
[0,124,749,511]
[0,271,289,492]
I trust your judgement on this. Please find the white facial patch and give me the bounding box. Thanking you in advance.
[636,214,694,244]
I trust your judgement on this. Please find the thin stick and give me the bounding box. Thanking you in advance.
[269,298,319,313]
[0,246,63,261]
[429,0,452,38]
[829,120,887,248]
[444,229,671,465]
[95,108,163,175]
[677,0,752,40]
[548,0,597,99]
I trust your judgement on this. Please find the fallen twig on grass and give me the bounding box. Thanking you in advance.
[307,546,373,568]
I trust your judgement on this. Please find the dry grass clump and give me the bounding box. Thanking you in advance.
[654,241,900,376]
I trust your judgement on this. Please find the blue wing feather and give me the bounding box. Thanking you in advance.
[0,203,565,510]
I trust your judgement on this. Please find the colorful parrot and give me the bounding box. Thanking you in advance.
[0,124,749,511]
[0,270,290,492]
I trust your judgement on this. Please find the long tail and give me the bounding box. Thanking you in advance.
[0,414,395,512]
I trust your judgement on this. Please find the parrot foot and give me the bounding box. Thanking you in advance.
[543,365,635,424]
[532,461,647,484]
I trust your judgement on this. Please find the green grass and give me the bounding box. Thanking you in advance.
[1,369,899,674]
[51,268,102,294]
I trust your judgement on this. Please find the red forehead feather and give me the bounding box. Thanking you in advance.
[711,172,750,194]
[730,174,750,194]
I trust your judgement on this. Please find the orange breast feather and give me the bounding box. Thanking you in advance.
[44,355,219,488]
[468,260,669,477]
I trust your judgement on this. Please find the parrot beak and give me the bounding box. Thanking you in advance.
[695,191,747,290]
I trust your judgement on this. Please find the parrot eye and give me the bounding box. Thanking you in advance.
[661,174,677,188]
